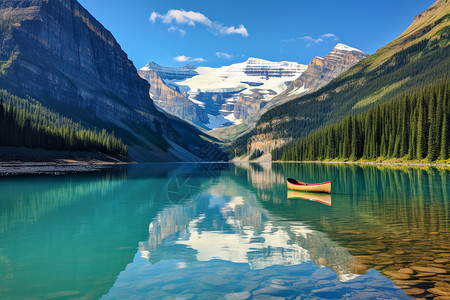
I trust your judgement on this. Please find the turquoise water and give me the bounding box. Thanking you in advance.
[0,163,449,299]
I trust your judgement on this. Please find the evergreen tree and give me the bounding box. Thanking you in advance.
[441,113,449,160]
[0,97,4,145]
[416,94,426,159]
[426,90,438,161]
[399,97,409,157]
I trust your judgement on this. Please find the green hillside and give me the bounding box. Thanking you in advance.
[278,80,449,162]
[228,0,450,159]
[0,90,128,157]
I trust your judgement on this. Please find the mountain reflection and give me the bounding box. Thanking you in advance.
[135,162,448,299]
[3,162,443,299]
[140,174,362,281]
[243,163,450,299]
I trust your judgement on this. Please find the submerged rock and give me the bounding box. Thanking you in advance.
[398,268,415,274]
[224,291,251,300]
[410,266,447,274]
[384,270,412,280]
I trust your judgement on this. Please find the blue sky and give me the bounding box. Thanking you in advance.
[78,0,434,69]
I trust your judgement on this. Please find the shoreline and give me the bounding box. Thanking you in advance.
[0,147,132,176]
[272,160,450,168]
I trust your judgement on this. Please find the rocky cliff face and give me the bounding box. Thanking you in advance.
[232,91,270,120]
[0,0,225,161]
[272,44,368,104]
[0,0,158,122]
[138,67,208,127]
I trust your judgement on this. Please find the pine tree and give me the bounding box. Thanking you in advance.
[343,117,352,158]
[441,113,449,160]
[426,90,438,161]
[400,97,409,157]
[440,83,449,159]
[416,94,426,160]
[0,97,4,145]
[350,117,358,160]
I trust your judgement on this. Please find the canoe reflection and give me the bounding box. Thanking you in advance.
[287,190,332,206]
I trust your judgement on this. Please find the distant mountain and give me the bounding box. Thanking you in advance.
[272,44,368,104]
[226,0,449,160]
[0,0,225,161]
[139,58,308,129]
[143,62,198,84]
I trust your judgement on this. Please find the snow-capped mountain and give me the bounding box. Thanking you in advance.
[140,58,307,129]
[273,43,369,101]
[139,44,368,130]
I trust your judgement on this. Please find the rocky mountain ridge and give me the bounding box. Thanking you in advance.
[0,0,225,161]
[273,44,368,102]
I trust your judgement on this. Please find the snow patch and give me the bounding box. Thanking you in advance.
[224,113,243,125]
[175,59,306,95]
[288,85,310,96]
[334,43,364,53]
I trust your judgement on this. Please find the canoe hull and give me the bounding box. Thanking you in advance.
[287,180,331,194]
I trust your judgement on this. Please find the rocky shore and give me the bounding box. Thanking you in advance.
[0,147,131,176]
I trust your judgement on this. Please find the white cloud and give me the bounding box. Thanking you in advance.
[151,9,248,37]
[173,55,206,63]
[283,33,339,47]
[300,36,324,46]
[321,33,339,39]
[168,26,186,36]
[173,55,190,62]
[216,52,233,59]
[222,25,248,36]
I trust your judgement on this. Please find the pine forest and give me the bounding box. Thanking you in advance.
[0,90,128,157]
[279,80,449,162]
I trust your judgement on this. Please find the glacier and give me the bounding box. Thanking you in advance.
[140,57,307,129]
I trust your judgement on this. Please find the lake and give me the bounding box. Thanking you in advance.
[0,163,449,299]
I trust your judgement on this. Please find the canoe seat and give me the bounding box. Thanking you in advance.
[287,178,306,185]
[287,178,331,194]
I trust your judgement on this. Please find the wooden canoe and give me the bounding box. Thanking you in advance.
[287,178,331,194]
[287,190,332,206]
